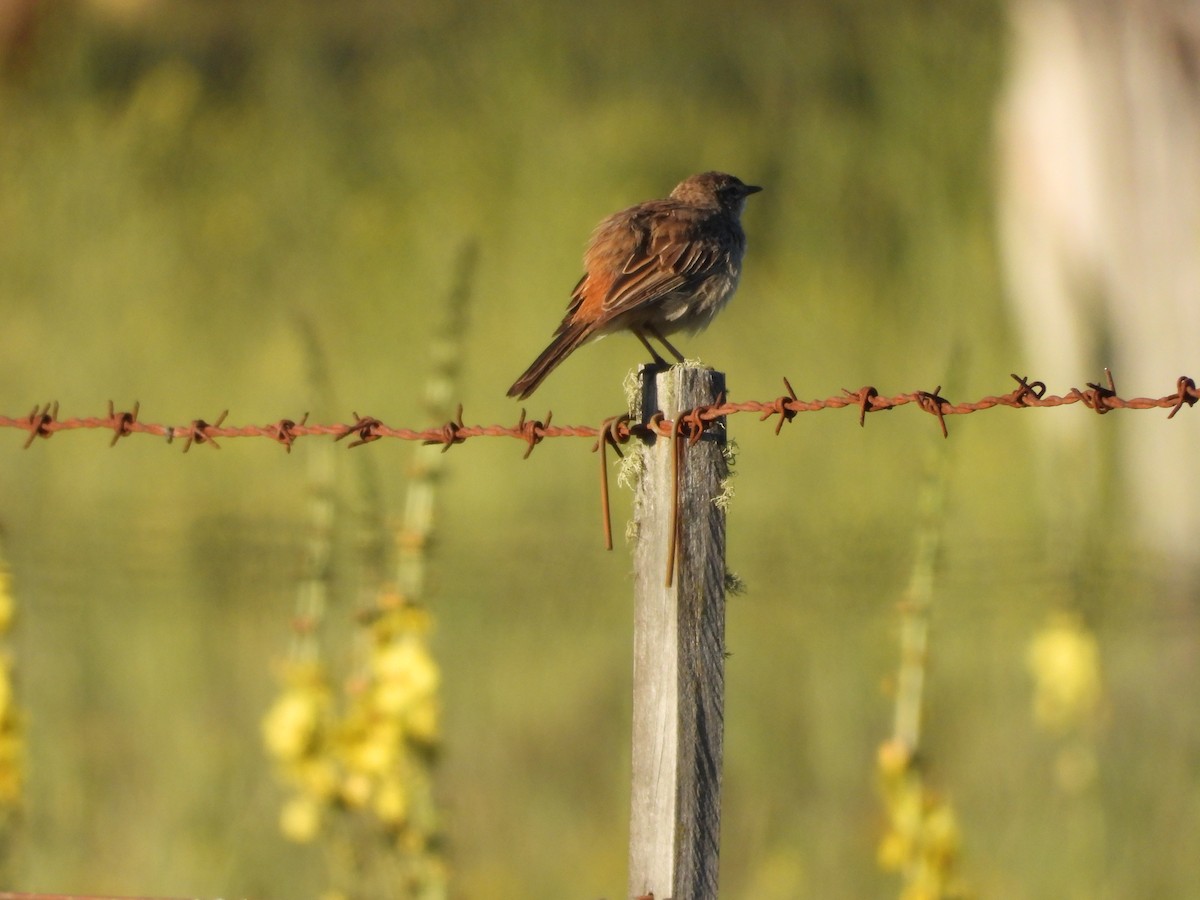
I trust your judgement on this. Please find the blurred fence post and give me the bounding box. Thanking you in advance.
[628,363,728,900]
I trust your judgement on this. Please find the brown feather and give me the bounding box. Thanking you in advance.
[506,317,596,400]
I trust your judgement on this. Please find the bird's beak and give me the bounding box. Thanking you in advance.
[743,184,763,195]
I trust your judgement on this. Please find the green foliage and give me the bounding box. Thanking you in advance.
[1,2,1195,899]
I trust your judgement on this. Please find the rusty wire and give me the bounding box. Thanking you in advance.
[3,371,1195,563]
[3,372,1194,454]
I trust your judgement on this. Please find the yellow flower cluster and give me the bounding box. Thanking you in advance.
[876,738,971,900]
[261,602,441,850]
[0,563,22,817]
[261,661,335,842]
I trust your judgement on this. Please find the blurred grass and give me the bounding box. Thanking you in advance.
[0,1,1197,898]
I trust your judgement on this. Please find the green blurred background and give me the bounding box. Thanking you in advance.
[0,1,1196,897]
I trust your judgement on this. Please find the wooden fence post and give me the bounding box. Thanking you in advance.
[628,363,728,900]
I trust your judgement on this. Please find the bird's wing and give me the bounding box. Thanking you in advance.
[588,205,723,319]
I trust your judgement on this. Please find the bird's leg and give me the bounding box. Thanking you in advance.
[645,323,686,363]
[633,328,669,366]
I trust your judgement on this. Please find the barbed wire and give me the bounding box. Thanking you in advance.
[2,372,1195,457]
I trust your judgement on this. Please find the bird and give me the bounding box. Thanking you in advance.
[506,171,762,400]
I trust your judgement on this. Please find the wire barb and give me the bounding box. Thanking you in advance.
[1081,368,1118,415]
[1168,376,1198,419]
[22,401,59,449]
[106,400,140,447]
[1008,373,1047,405]
[338,412,385,448]
[760,377,800,434]
[267,413,308,453]
[915,386,950,438]
[422,404,466,453]
[515,408,551,460]
[181,410,228,453]
[846,385,880,428]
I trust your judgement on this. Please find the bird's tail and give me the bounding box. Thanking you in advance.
[506,320,594,400]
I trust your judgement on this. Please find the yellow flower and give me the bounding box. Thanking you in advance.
[340,771,373,809]
[372,640,439,715]
[877,829,910,871]
[280,795,321,843]
[344,722,399,775]
[262,688,325,761]
[922,803,960,864]
[405,697,441,745]
[0,570,14,634]
[877,738,913,779]
[1026,612,1101,733]
[295,758,339,799]
[374,776,408,825]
